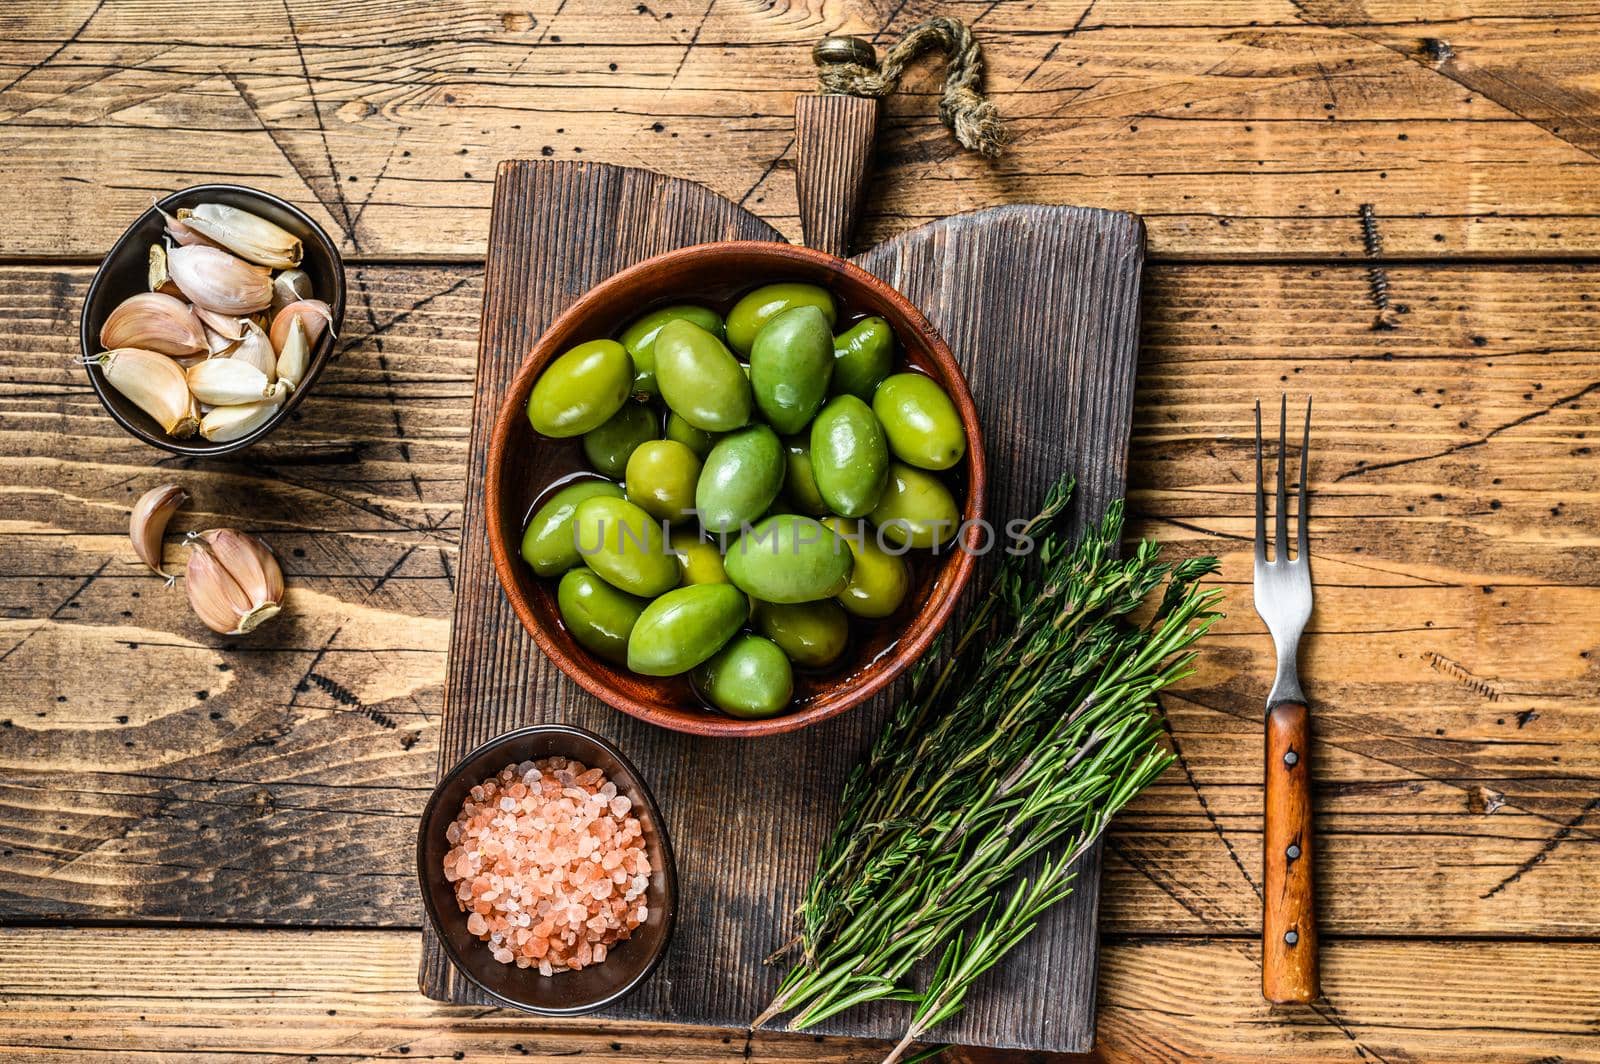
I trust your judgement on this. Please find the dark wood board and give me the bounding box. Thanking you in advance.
[421,159,1145,1054]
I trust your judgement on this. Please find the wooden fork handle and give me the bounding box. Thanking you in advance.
[1263,700,1319,1003]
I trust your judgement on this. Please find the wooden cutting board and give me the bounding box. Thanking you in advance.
[420,158,1145,1054]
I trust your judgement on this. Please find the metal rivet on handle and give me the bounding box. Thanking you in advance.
[1284,929,1299,945]
[1283,749,1299,767]
[1286,844,1301,860]
[813,35,879,69]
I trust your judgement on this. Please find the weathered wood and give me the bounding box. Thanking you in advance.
[6,3,1600,258]
[7,926,1600,1064]
[421,161,1146,1053]
[1,262,1597,943]
[794,94,880,257]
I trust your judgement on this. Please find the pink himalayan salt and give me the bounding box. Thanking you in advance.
[443,757,652,975]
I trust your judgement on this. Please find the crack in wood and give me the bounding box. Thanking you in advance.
[1481,795,1600,900]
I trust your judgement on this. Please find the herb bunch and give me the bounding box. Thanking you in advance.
[754,480,1223,1062]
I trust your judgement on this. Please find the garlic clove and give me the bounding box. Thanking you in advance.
[147,244,183,297]
[185,529,283,634]
[269,299,334,353]
[203,325,240,358]
[89,347,201,438]
[275,315,310,389]
[193,306,246,341]
[129,483,188,580]
[271,269,314,315]
[166,244,273,316]
[185,357,274,405]
[179,203,303,269]
[100,292,208,356]
[156,206,219,248]
[199,397,282,442]
[231,320,278,381]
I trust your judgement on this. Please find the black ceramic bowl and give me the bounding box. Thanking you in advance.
[417,725,677,1016]
[79,184,346,456]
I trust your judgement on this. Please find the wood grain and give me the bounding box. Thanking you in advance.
[7,2,1600,258]
[420,160,1146,1053]
[8,926,1600,1064]
[1262,702,1318,1004]
[794,94,880,257]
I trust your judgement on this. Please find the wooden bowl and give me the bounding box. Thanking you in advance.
[79,183,346,457]
[486,241,986,737]
[417,724,677,1016]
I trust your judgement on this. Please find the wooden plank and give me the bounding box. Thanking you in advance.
[6,2,1600,258]
[5,926,1600,1063]
[1,262,1596,943]
[419,160,1147,1053]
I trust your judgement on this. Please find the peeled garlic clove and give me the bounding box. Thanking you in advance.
[89,348,201,438]
[199,398,282,443]
[193,306,246,341]
[185,356,278,405]
[275,315,310,390]
[185,529,284,634]
[148,244,183,297]
[269,299,334,353]
[178,203,303,269]
[166,244,272,316]
[231,320,278,381]
[100,292,208,356]
[129,483,188,579]
[271,269,314,315]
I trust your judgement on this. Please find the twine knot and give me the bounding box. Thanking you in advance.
[814,17,1008,159]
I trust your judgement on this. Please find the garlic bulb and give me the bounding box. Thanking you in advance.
[89,348,201,438]
[231,320,278,380]
[185,357,288,405]
[178,204,302,269]
[129,483,188,580]
[271,269,314,315]
[199,398,282,442]
[100,292,208,356]
[167,244,273,316]
[185,528,284,634]
[275,315,310,389]
[269,299,334,353]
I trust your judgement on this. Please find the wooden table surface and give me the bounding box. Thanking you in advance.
[3,1,1597,1061]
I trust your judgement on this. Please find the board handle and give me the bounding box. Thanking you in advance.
[794,37,881,258]
[1263,700,1319,1003]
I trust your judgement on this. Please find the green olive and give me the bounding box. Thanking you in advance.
[749,305,833,435]
[810,394,890,518]
[869,463,960,549]
[725,282,838,356]
[665,412,719,459]
[696,424,784,534]
[872,373,966,471]
[693,634,794,719]
[520,479,625,578]
[653,319,751,432]
[782,437,829,515]
[556,568,648,665]
[822,517,911,618]
[527,339,633,437]
[619,304,723,396]
[625,439,701,523]
[669,529,728,585]
[582,401,659,478]
[626,583,748,676]
[752,599,849,668]
[831,316,894,399]
[723,514,853,603]
[572,495,679,596]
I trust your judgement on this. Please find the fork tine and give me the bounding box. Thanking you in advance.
[1297,396,1312,562]
[1254,400,1266,561]
[1275,394,1289,561]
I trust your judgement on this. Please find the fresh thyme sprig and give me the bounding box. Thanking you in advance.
[753,479,1223,1062]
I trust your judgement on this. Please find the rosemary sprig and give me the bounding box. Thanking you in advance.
[754,479,1222,1061]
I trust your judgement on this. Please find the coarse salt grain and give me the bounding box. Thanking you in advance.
[444,757,651,974]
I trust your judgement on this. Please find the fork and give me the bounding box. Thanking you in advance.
[1254,395,1319,1004]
